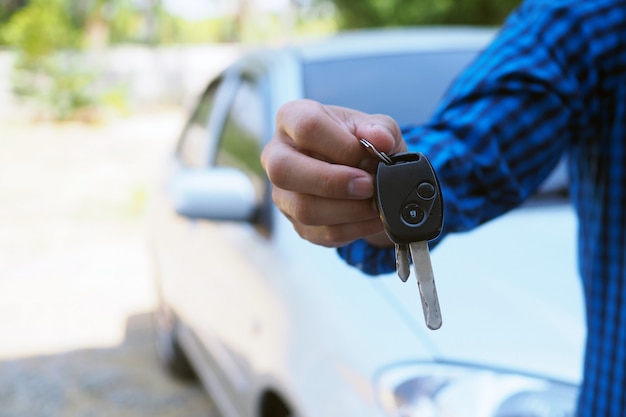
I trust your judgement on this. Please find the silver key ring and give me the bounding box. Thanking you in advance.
[359,138,393,165]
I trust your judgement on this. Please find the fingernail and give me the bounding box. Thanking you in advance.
[349,176,373,198]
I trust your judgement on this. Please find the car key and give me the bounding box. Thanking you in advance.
[360,138,444,330]
[395,243,410,282]
[358,140,411,282]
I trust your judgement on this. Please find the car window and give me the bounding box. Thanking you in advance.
[214,76,268,200]
[302,51,479,126]
[177,80,219,168]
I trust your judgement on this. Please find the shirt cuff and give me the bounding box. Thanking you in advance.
[336,239,396,276]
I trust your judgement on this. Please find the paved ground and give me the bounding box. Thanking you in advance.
[0,112,220,416]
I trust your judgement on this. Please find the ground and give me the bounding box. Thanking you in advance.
[0,111,220,416]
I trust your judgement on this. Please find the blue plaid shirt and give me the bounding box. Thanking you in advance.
[338,0,626,415]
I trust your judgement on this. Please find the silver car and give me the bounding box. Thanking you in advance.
[149,28,583,417]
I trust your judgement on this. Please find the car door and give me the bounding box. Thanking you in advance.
[154,76,232,328]
[161,66,280,415]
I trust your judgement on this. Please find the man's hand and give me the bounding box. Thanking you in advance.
[261,99,406,248]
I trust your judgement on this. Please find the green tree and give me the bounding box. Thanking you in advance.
[2,0,111,120]
[0,0,26,27]
[1,0,80,56]
[327,0,521,28]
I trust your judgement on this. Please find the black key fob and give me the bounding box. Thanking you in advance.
[375,152,443,245]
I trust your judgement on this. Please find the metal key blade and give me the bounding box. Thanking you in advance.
[395,244,410,282]
[409,241,442,330]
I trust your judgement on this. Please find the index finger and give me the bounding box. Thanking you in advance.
[276,99,399,168]
[261,136,374,199]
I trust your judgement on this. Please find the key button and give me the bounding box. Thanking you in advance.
[402,203,425,225]
[417,182,435,199]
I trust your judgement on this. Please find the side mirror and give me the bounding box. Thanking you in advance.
[169,167,258,221]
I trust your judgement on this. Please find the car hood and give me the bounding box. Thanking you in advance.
[374,202,585,384]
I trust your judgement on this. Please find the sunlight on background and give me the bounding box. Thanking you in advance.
[163,0,293,20]
[0,5,226,373]
[0,114,178,357]
[0,50,238,360]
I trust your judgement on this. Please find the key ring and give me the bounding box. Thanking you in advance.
[359,138,393,165]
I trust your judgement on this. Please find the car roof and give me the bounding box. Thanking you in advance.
[289,27,498,63]
[233,27,498,80]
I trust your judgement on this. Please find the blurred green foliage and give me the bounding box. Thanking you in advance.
[0,0,520,121]
[156,12,233,44]
[0,0,26,28]
[0,0,137,120]
[1,0,81,56]
[327,0,521,28]
[0,0,522,48]
[11,53,99,120]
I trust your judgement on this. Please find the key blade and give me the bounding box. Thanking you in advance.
[409,240,442,330]
[395,244,410,282]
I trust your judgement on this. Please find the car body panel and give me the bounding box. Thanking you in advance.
[374,201,584,382]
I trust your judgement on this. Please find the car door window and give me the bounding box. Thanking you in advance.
[214,76,268,200]
[177,80,220,168]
